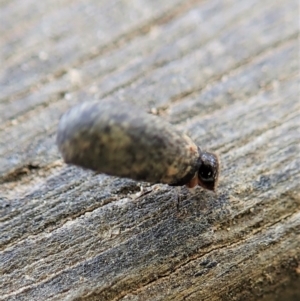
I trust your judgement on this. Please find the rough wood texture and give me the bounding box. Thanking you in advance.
[0,0,299,300]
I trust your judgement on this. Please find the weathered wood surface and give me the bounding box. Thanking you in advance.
[0,0,299,300]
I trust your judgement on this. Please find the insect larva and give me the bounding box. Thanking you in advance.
[56,100,219,191]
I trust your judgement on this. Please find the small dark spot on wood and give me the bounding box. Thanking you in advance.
[254,175,272,190]
[206,261,218,269]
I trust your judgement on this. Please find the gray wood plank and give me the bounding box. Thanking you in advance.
[0,0,299,300]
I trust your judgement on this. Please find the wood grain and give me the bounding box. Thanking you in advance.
[0,0,299,300]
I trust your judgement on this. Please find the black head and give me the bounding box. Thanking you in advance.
[197,151,219,191]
